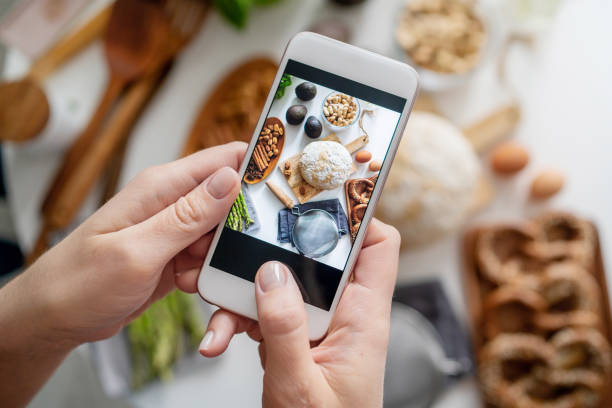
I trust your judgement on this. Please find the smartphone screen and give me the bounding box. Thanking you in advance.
[210,59,406,311]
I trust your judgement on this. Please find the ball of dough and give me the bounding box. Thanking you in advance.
[300,141,352,190]
[376,112,481,246]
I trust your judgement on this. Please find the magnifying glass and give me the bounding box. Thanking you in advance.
[291,209,339,258]
[384,303,469,408]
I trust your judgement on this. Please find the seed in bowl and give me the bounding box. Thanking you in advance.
[324,93,357,127]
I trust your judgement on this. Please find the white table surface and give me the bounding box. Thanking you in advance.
[3,0,612,407]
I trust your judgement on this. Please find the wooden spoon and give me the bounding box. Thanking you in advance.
[98,0,211,203]
[28,0,208,262]
[0,5,111,143]
[41,0,169,217]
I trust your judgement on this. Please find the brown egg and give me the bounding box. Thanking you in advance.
[369,160,382,172]
[355,150,372,163]
[530,169,565,199]
[490,142,529,175]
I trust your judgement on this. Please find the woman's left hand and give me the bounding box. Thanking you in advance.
[4,142,245,346]
[1,142,245,407]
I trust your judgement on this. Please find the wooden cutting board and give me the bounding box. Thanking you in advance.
[183,57,278,156]
[279,133,368,204]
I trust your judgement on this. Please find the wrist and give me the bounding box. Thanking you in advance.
[0,268,77,407]
[0,266,80,355]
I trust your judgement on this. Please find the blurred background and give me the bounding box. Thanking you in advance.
[1,0,611,407]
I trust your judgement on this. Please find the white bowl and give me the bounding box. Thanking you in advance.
[321,91,361,131]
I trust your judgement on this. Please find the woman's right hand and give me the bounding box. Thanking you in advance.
[189,219,401,408]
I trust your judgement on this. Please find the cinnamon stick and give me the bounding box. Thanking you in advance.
[253,148,266,171]
[257,144,269,165]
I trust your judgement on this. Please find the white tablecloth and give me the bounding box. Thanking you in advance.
[3,0,612,407]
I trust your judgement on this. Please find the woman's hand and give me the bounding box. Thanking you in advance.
[0,142,245,407]
[194,219,401,408]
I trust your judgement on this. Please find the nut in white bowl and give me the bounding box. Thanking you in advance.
[321,92,360,131]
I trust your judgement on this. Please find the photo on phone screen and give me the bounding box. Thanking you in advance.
[210,60,407,311]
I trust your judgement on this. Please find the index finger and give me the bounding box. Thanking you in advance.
[91,142,247,231]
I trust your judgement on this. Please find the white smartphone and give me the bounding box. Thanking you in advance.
[198,32,418,340]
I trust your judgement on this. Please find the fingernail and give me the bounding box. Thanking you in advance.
[199,330,214,352]
[258,262,286,292]
[206,167,237,199]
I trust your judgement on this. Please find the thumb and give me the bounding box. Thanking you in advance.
[255,262,313,376]
[123,166,240,263]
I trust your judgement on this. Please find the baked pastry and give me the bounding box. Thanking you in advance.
[345,176,377,241]
[299,141,352,190]
[479,334,555,407]
[476,224,545,285]
[481,331,608,408]
[526,212,595,268]
[501,371,603,408]
[534,262,601,332]
[551,327,612,377]
[375,112,481,246]
[483,285,547,339]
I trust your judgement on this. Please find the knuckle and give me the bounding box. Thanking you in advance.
[134,166,162,186]
[103,238,147,276]
[171,194,205,232]
[225,141,248,169]
[259,303,305,335]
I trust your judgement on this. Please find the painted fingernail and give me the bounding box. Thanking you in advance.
[206,167,237,199]
[258,262,286,292]
[199,330,214,352]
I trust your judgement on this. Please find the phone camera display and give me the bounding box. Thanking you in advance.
[211,60,406,310]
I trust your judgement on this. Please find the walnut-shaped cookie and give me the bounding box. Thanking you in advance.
[551,327,612,378]
[483,285,547,339]
[526,212,595,268]
[476,224,545,285]
[479,334,555,407]
[534,262,601,332]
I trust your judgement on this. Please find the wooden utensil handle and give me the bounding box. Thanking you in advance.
[26,224,51,266]
[99,135,129,205]
[29,5,112,81]
[463,104,521,154]
[47,70,163,229]
[42,75,124,218]
[266,181,294,209]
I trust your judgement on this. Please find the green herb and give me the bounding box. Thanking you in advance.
[275,74,292,100]
[225,190,254,231]
[213,0,252,28]
[254,0,282,5]
[128,291,205,388]
[213,0,284,29]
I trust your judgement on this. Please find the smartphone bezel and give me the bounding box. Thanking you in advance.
[198,32,418,340]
